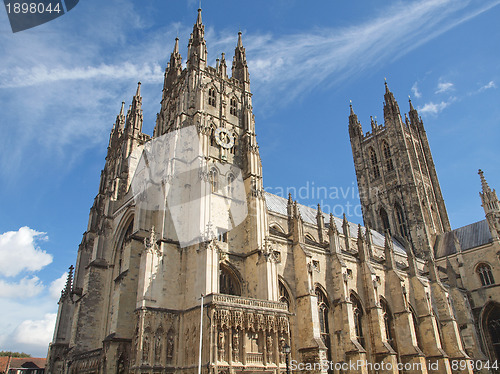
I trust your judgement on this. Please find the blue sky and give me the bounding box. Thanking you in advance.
[0,0,499,357]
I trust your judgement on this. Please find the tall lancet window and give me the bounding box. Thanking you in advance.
[395,203,409,239]
[279,280,291,310]
[229,97,237,115]
[315,287,332,364]
[369,148,380,178]
[209,168,218,193]
[380,207,390,234]
[351,294,365,348]
[381,298,397,350]
[382,141,394,172]
[208,88,216,107]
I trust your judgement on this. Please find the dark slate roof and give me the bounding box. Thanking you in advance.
[264,191,406,254]
[435,219,492,258]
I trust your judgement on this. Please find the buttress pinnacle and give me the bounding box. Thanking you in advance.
[479,169,491,194]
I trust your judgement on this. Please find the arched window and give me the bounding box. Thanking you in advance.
[382,141,394,172]
[316,287,332,363]
[395,203,409,239]
[219,264,241,296]
[209,168,218,193]
[229,97,237,115]
[227,173,235,197]
[380,207,390,234]
[351,294,365,348]
[369,148,380,179]
[208,88,216,107]
[477,263,495,287]
[279,280,291,310]
[482,303,500,361]
[210,127,216,147]
[381,298,396,350]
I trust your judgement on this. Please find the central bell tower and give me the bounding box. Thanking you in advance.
[349,82,451,255]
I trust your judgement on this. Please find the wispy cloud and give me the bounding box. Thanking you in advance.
[436,81,454,93]
[479,80,496,91]
[411,82,422,98]
[418,97,456,115]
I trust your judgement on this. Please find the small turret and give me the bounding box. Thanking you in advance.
[232,32,249,84]
[348,101,362,138]
[383,80,402,127]
[187,9,207,69]
[125,82,143,135]
[408,97,420,126]
[316,204,325,243]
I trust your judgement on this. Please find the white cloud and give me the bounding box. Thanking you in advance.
[0,277,44,298]
[411,82,422,98]
[0,227,52,277]
[418,100,453,115]
[12,313,57,348]
[479,80,496,91]
[49,272,67,300]
[436,81,454,93]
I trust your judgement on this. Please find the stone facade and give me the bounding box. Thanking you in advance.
[47,9,499,374]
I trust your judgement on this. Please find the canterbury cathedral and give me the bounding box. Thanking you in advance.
[47,9,500,374]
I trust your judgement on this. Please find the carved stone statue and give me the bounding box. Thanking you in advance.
[218,330,225,361]
[154,334,162,362]
[232,331,239,362]
[166,335,174,363]
[142,335,150,362]
[266,335,273,363]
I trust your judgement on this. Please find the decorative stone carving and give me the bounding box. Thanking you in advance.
[266,335,273,363]
[144,226,161,257]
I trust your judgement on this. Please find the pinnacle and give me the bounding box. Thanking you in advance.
[136,82,141,97]
[196,8,202,25]
[479,169,491,193]
[120,101,125,116]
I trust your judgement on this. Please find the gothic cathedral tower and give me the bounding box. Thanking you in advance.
[349,82,451,255]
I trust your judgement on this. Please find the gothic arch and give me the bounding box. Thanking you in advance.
[379,206,390,233]
[219,262,242,296]
[479,301,500,361]
[278,276,293,310]
[315,285,332,362]
[381,140,394,172]
[269,222,286,234]
[368,147,380,179]
[408,304,423,350]
[106,212,140,338]
[380,297,397,351]
[350,291,366,348]
[111,209,135,265]
[475,262,495,287]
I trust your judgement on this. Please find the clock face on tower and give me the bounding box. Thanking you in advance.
[214,127,234,149]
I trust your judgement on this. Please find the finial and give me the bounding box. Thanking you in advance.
[120,101,125,116]
[196,8,202,25]
[384,78,390,93]
[237,30,243,48]
[136,82,141,96]
[349,100,354,115]
[173,37,179,53]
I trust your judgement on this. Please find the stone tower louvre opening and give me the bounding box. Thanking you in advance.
[47,9,494,374]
